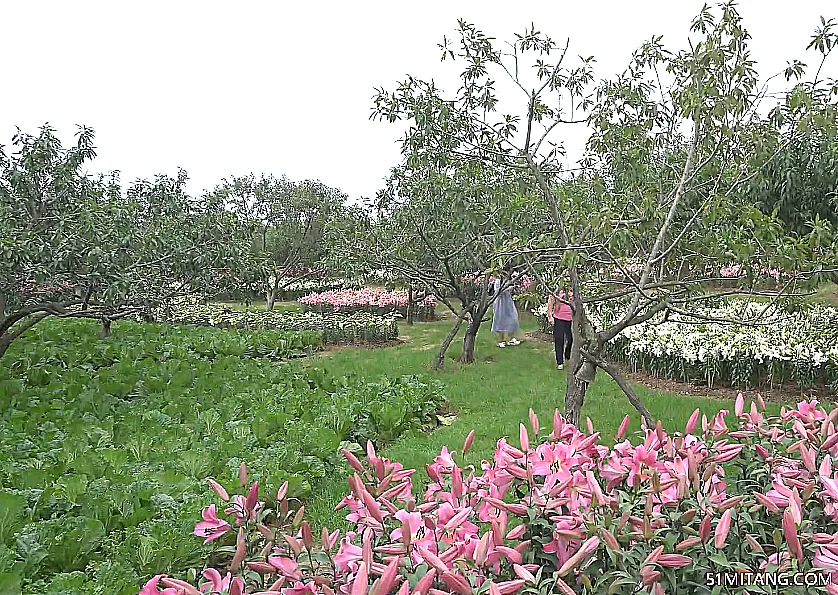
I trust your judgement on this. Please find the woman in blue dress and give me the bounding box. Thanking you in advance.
[490,272,521,348]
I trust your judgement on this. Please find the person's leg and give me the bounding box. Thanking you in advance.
[553,318,564,367]
[563,320,573,361]
[497,332,506,346]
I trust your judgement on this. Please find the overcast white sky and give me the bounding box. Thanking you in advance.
[2,1,836,202]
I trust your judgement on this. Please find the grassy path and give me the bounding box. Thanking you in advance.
[300,312,778,529]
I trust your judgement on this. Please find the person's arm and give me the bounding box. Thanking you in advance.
[546,294,555,316]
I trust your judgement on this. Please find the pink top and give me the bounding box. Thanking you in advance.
[551,291,573,321]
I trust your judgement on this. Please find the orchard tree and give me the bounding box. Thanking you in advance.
[208,174,350,310]
[328,160,542,368]
[372,2,838,425]
[0,124,255,359]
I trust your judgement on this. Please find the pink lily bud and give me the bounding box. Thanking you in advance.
[207,478,230,502]
[755,445,770,460]
[245,481,259,514]
[413,570,437,595]
[529,409,540,435]
[496,545,523,565]
[506,525,527,540]
[700,516,712,543]
[362,528,374,568]
[443,507,473,532]
[284,534,302,555]
[822,433,838,451]
[576,432,601,452]
[676,537,702,551]
[441,572,471,595]
[757,394,766,411]
[513,564,536,584]
[417,546,449,574]
[680,509,697,523]
[506,503,529,516]
[397,580,410,595]
[754,492,780,513]
[361,489,384,524]
[519,424,530,452]
[475,531,491,566]
[248,562,278,577]
[378,557,400,595]
[229,578,244,595]
[601,529,620,551]
[292,505,305,528]
[658,554,692,568]
[276,480,289,502]
[230,528,246,572]
[641,570,661,587]
[488,583,502,595]
[514,540,531,554]
[301,522,313,550]
[735,393,744,417]
[744,534,764,552]
[352,562,370,595]
[257,524,274,539]
[783,508,803,563]
[685,408,700,435]
[268,577,286,592]
[425,464,441,483]
[239,463,248,488]
[366,440,377,463]
[554,578,576,595]
[702,414,709,434]
[495,580,526,595]
[341,448,364,473]
[586,417,594,435]
[616,415,630,440]
[719,496,744,512]
[813,533,836,545]
[463,430,476,456]
[644,546,664,565]
[714,509,732,548]
[552,409,563,440]
[821,455,833,479]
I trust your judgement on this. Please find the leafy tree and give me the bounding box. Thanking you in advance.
[328,161,542,367]
[208,174,350,309]
[0,124,254,360]
[371,3,838,425]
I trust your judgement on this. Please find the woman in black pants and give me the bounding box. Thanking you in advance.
[546,289,573,369]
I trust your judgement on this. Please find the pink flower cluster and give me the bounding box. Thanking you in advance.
[461,274,533,293]
[719,263,786,280]
[139,397,838,595]
[300,289,436,310]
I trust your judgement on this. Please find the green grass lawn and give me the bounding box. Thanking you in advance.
[302,311,781,530]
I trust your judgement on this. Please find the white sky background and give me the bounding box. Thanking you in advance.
[2,1,837,204]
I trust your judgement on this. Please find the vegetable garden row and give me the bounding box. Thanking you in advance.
[0,318,444,594]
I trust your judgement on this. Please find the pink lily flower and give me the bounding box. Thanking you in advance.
[193,504,231,544]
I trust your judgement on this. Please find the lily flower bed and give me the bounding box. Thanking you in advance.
[155,298,399,344]
[138,397,838,595]
[300,289,437,321]
[275,278,362,302]
[533,299,838,394]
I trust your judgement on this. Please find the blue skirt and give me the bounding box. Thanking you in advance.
[491,291,519,333]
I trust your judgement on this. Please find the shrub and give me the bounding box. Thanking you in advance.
[135,395,838,594]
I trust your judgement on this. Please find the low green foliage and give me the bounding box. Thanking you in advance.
[0,318,444,594]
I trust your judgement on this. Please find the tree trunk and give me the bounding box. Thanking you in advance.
[460,307,485,364]
[564,310,588,427]
[407,286,415,325]
[101,318,112,338]
[266,277,280,311]
[434,309,466,369]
